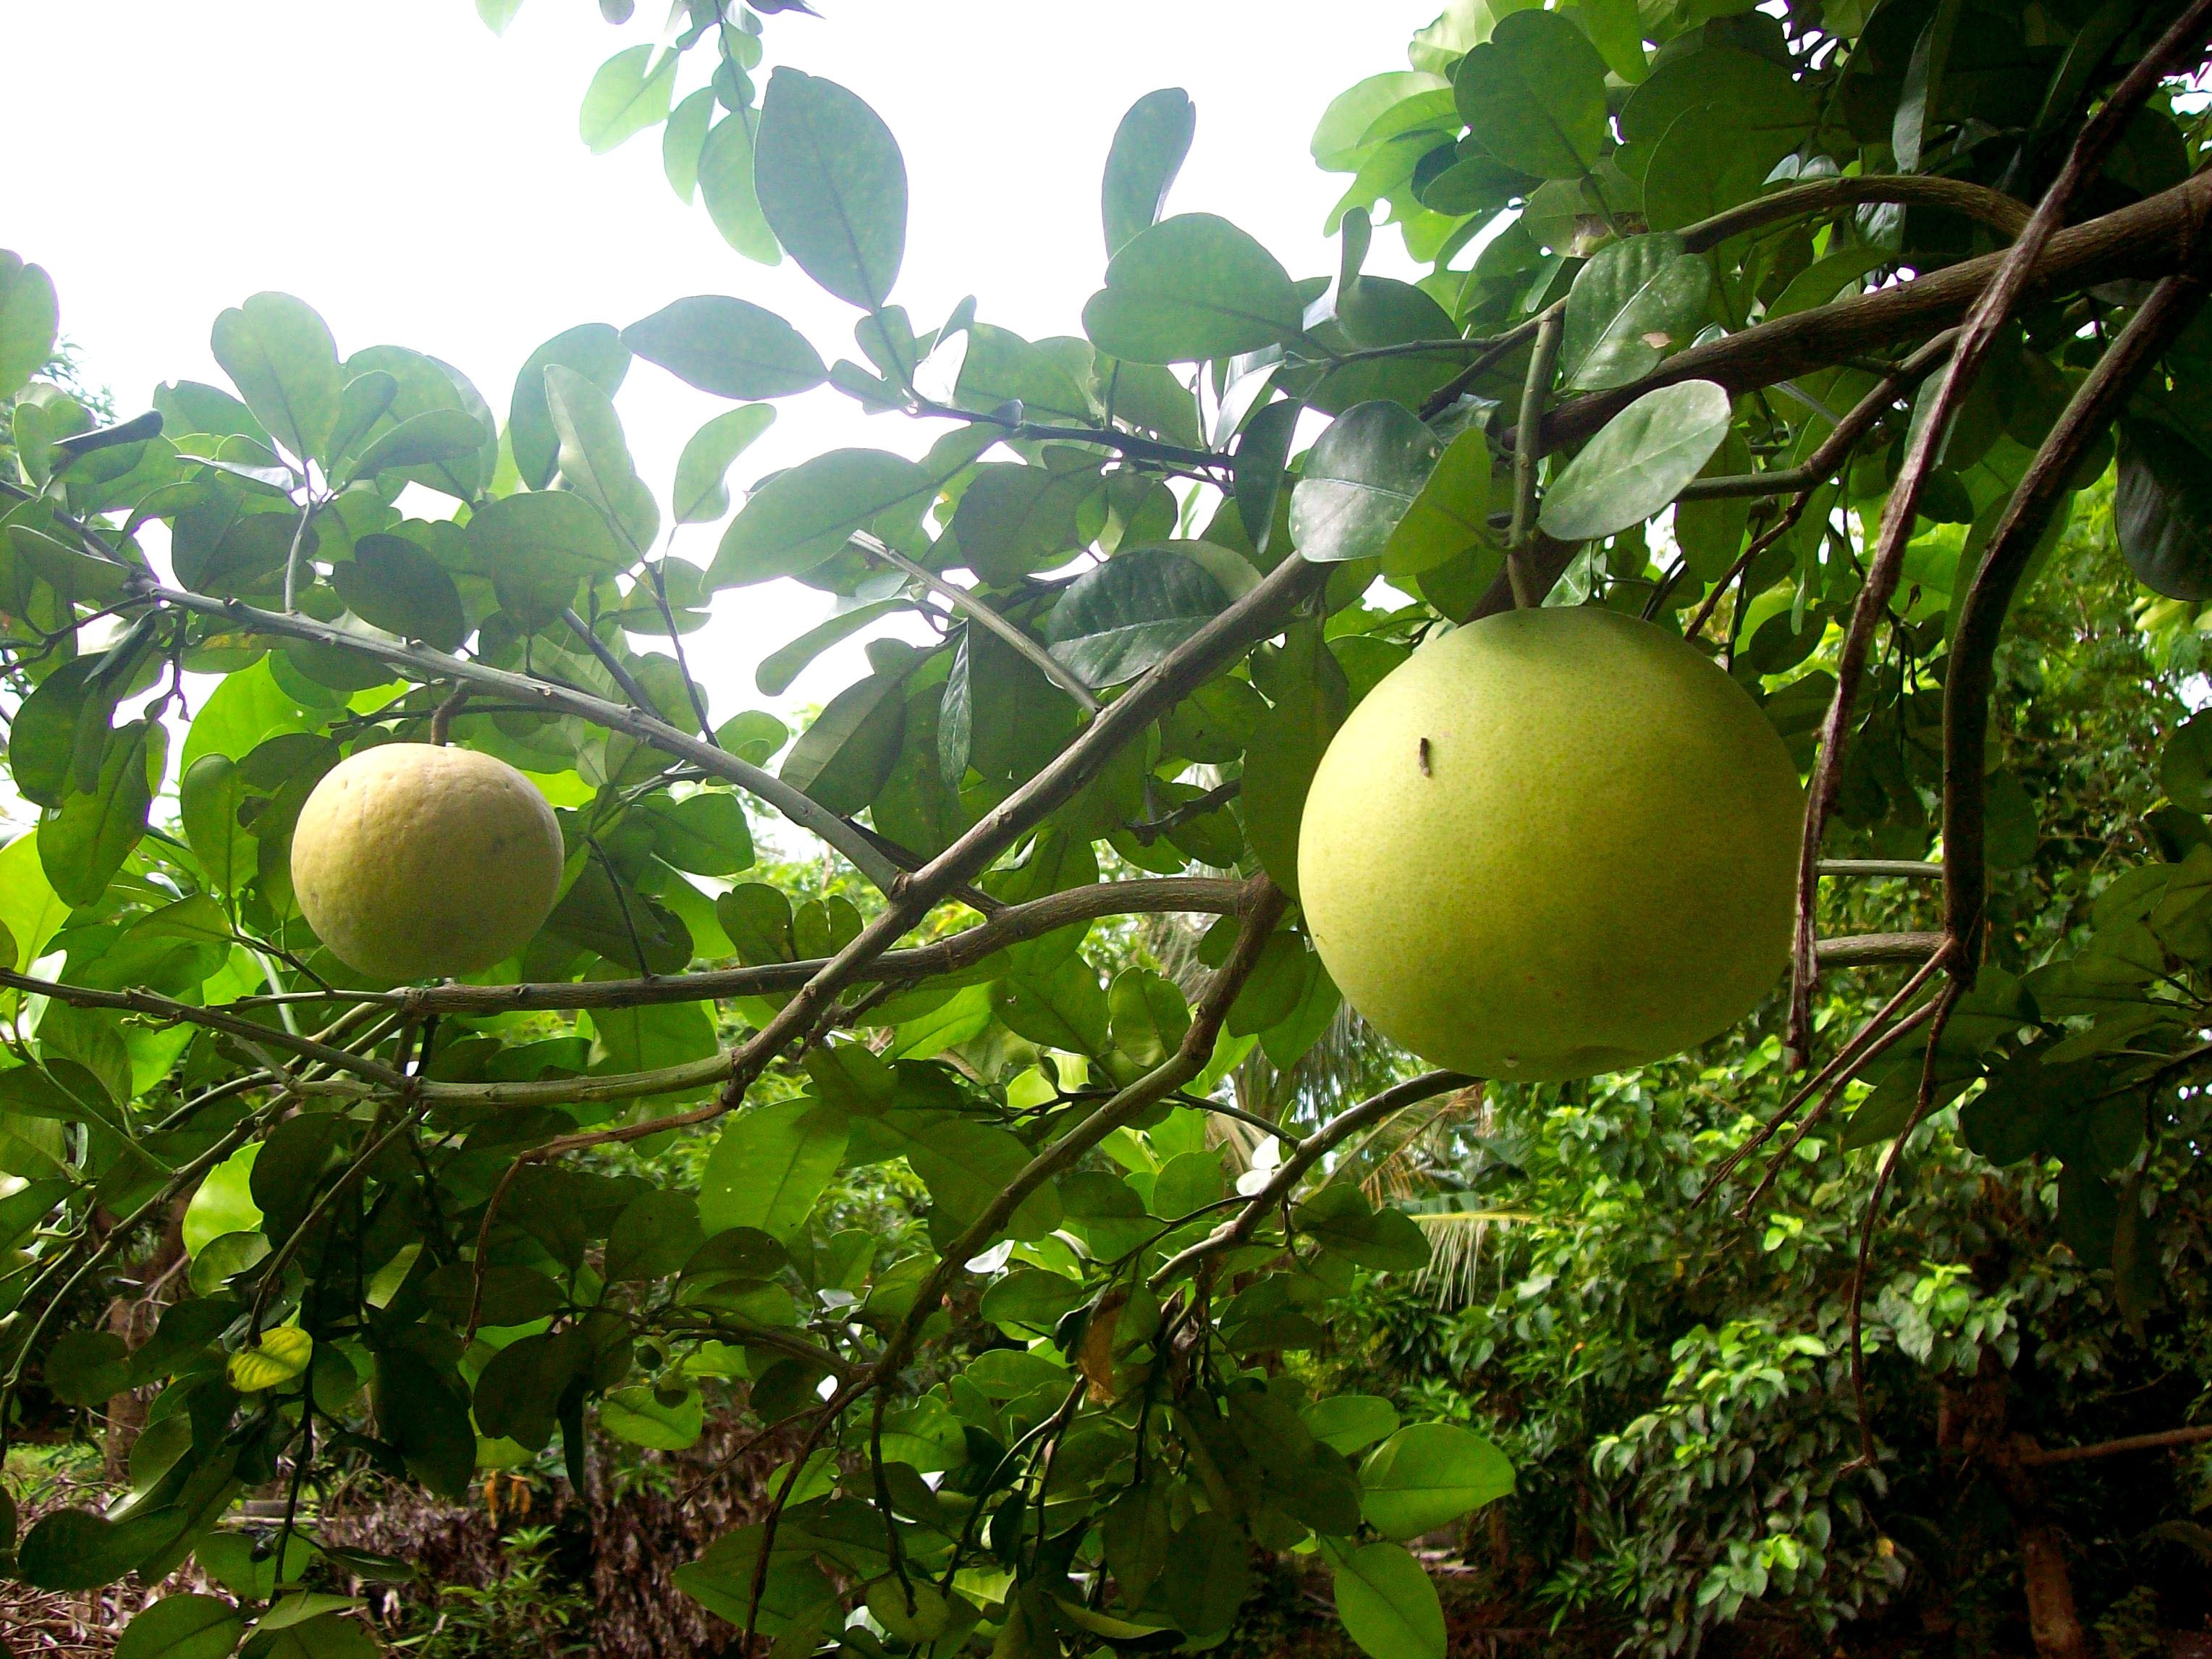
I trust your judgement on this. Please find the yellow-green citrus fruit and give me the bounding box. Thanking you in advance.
[1297,607,1804,1081]
[291,743,565,982]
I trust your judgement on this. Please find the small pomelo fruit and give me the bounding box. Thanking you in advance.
[291,743,565,982]
[1296,607,1803,1081]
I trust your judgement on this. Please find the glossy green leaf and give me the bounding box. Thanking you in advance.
[624,296,827,401]
[580,43,676,155]
[778,665,909,813]
[509,323,629,491]
[1561,234,1714,393]
[640,790,754,876]
[755,68,908,310]
[1296,1182,1429,1272]
[700,1098,850,1238]
[1291,400,1443,563]
[1540,379,1732,543]
[1102,88,1196,256]
[674,405,777,524]
[1082,214,1304,365]
[1359,1422,1514,1538]
[1045,544,1232,686]
[178,753,256,898]
[17,1507,185,1592]
[1452,10,1609,180]
[1302,1393,1401,1456]
[2117,418,2212,600]
[466,488,630,590]
[115,1593,244,1659]
[1380,428,1494,579]
[1332,1542,1445,1659]
[602,1384,704,1451]
[39,719,164,908]
[0,251,59,402]
[210,291,341,465]
[709,449,935,588]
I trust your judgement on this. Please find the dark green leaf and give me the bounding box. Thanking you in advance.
[756,599,903,696]
[39,719,163,908]
[1083,215,1304,365]
[779,663,909,814]
[332,533,466,651]
[1332,1541,1446,1659]
[1296,1183,1430,1273]
[1045,544,1233,686]
[951,463,1103,586]
[2116,418,2212,600]
[115,1592,243,1659]
[1291,400,1443,564]
[710,449,935,588]
[1451,10,1609,180]
[700,1098,849,1238]
[209,292,341,465]
[1561,234,1714,393]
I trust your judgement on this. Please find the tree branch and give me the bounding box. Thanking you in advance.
[1785,9,2211,1061]
[1943,249,2212,976]
[1149,1070,1472,1288]
[242,877,1250,1018]
[2017,1424,2212,1467]
[852,531,1100,713]
[132,582,907,894]
[1677,174,2034,256]
[1528,167,2212,455]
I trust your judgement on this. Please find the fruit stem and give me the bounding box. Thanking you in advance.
[1507,305,1566,609]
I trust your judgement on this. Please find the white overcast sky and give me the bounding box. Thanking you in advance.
[1,0,1433,718]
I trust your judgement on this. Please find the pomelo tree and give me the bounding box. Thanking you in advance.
[3,1,2212,1655]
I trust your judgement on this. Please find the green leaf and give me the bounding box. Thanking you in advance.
[699,110,781,265]
[625,296,827,401]
[602,1384,704,1451]
[1162,1512,1252,1637]
[116,1593,244,1659]
[209,292,342,466]
[710,449,935,588]
[1233,397,1301,559]
[331,533,466,651]
[0,251,59,402]
[375,1351,475,1499]
[1381,428,1495,580]
[466,488,631,591]
[1451,10,1609,180]
[1540,380,1732,543]
[43,1329,132,1406]
[581,43,676,155]
[178,754,256,899]
[674,405,777,524]
[17,1507,185,1592]
[1560,234,1714,393]
[1291,400,1443,564]
[9,658,97,809]
[2117,418,2212,600]
[950,463,1103,587]
[40,719,164,908]
[605,1189,705,1283]
[546,364,659,552]
[780,663,910,814]
[1045,544,1232,686]
[473,1329,588,1450]
[1331,1542,1446,1659]
[700,1098,849,1239]
[756,599,903,696]
[1295,1183,1429,1272]
[755,68,908,310]
[0,832,69,974]
[995,956,1112,1056]
[1301,1394,1401,1456]
[1082,214,1304,365]
[639,790,754,876]
[1359,1422,1514,1539]
[509,324,629,491]
[1240,643,1346,897]
[664,85,714,202]
[1102,88,1197,256]
[345,408,486,481]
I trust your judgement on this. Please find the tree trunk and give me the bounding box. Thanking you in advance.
[2015,1520,2090,1659]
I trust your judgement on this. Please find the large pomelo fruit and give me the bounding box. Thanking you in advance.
[291,743,565,982]
[1296,607,1803,1081]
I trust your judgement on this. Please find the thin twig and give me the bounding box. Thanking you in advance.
[852,531,1100,712]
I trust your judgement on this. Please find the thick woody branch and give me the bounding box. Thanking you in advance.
[1678,174,2033,255]
[1528,168,2212,455]
[1786,10,2212,1062]
[246,877,1250,1018]
[1150,1069,1473,1288]
[2017,1424,2212,1467]
[1943,254,2212,973]
[131,582,908,895]
[1818,932,1950,968]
